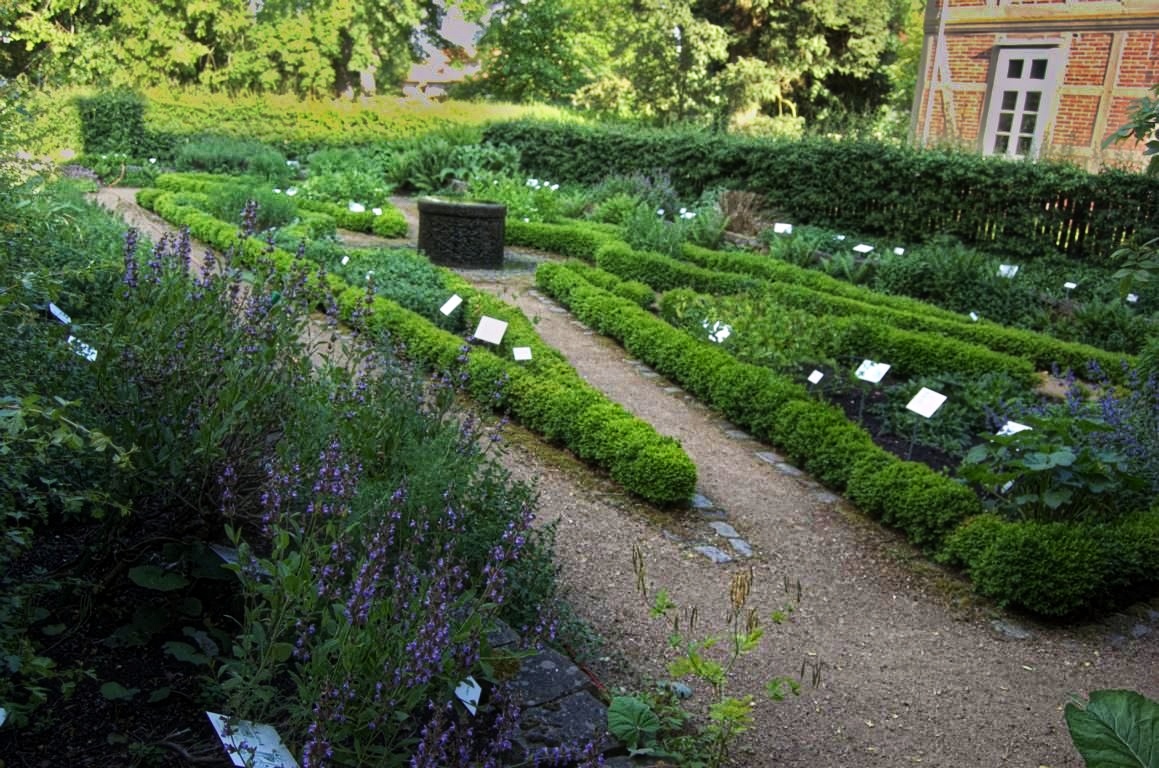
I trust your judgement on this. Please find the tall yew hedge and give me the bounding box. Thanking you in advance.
[483,120,1159,264]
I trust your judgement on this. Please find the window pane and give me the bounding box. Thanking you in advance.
[994,134,1010,154]
[1007,59,1025,79]
[1002,91,1018,110]
[1025,91,1041,112]
[1030,59,1048,79]
[1020,113,1037,134]
[1017,135,1033,155]
[998,113,1014,132]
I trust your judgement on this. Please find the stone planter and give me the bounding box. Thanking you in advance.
[417,197,506,269]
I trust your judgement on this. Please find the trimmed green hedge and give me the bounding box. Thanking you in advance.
[505,219,618,261]
[137,187,696,506]
[536,260,978,543]
[484,120,1159,263]
[538,261,1159,617]
[595,242,758,296]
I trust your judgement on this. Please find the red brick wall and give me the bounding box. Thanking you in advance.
[1117,31,1159,87]
[1065,32,1112,86]
[1053,93,1099,146]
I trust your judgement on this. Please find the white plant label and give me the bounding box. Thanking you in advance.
[206,713,299,768]
[807,370,824,385]
[773,222,793,235]
[905,387,947,419]
[705,320,731,343]
[348,201,366,213]
[454,676,483,716]
[440,294,463,316]
[473,315,508,345]
[997,264,1019,278]
[1126,293,1139,304]
[513,346,532,361]
[0,707,7,727]
[893,247,905,256]
[852,243,874,254]
[969,311,979,322]
[1063,281,1077,290]
[834,234,846,241]
[854,359,891,384]
[67,336,97,362]
[997,420,1032,437]
[48,302,71,325]
[341,255,350,266]
[372,207,383,216]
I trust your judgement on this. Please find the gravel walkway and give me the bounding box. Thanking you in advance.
[95,188,1158,768]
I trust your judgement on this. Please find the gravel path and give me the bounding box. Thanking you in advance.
[94,188,1158,768]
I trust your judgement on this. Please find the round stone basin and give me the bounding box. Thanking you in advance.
[417,197,507,269]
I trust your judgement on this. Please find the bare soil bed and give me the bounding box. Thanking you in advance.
[61,188,1159,767]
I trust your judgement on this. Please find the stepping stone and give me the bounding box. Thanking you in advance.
[510,690,617,762]
[724,429,751,440]
[775,462,805,477]
[690,493,714,510]
[709,521,740,539]
[583,331,594,336]
[527,290,543,298]
[698,508,727,520]
[623,358,640,364]
[636,365,655,374]
[487,619,520,648]
[506,647,596,708]
[727,538,753,558]
[548,306,568,314]
[1131,623,1152,639]
[990,619,1032,641]
[810,489,842,505]
[693,545,733,564]
[755,451,784,465]
[639,370,660,379]
[663,386,682,394]
[661,528,685,543]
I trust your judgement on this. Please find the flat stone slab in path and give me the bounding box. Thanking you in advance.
[505,647,597,709]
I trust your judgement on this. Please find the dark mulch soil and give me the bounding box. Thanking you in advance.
[1,518,237,768]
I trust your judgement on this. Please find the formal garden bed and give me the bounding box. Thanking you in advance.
[3,89,1157,767]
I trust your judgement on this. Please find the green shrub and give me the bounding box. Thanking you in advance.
[74,89,148,156]
[595,241,757,295]
[506,219,618,261]
[204,183,298,232]
[966,520,1106,616]
[175,136,291,182]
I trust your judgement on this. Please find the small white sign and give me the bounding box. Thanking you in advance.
[852,243,874,254]
[1000,480,1015,494]
[893,247,905,256]
[440,294,463,316]
[854,359,891,384]
[1063,281,1077,290]
[807,370,824,385]
[706,321,732,343]
[905,387,947,419]
[834,234,846,241]
[285,187,298,197]
[969,311,979,322]
[340,255,350,266]
[1127,293,1139,304]
[0,707,7,727]
[473,316,508,345]
[48,302,71,325]
[372,207,383,216]
[67,336,97,362]
[997,420,1032,437]
[998,264,1019,278]
[513,346,532,361]
[454,676,483,716]
[206,713,299,768]
[348,201,366,213]
[773,222,793,235]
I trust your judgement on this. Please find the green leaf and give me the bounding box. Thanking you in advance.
[607,696,661,749]
[269,642,294,663]
[163,641,209,667]
[99,681,139,701]
[147,687,171,703]
[128,565,189,592]
[1065,689,1159,767]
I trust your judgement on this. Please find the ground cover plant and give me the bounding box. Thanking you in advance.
[0,176,593,766]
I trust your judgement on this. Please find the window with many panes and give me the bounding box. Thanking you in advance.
[983,47,1062,159]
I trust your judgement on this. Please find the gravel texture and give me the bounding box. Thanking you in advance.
[95,188,1159,768]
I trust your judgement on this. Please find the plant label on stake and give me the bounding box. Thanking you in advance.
[807,370,824,385]
[512,346,532,361]
[998,264,1019,278]
[1126,293,1139,304]
[454,676,482,716]
[853,359,890,424]
[341,255,350,266]
[1063,281,1077,291]
[773,222,793,235]
[473,316,508,345]
[48,302,71,325]
[854,360,890,384]
[853,243,874,254]
[893,247,905,256]
[997,420,1032,437]
[703,320,731,343]
[440,294,463,316]
[67,336,98,362]
[904,387,947,460]
[206,713,299,768]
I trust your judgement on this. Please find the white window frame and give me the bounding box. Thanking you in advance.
[982,46,1064,160]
